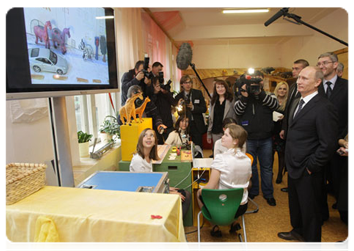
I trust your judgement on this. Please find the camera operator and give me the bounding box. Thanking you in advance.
[121,60,151,106]
[233,71,279,206]
[175,75,207,150]
[151,62,163,77]
[145,61,164,98]
[149,76,178,144]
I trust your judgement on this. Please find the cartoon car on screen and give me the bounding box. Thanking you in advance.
[28,48,68,75]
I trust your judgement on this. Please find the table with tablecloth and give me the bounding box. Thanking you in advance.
[6,186,186,242]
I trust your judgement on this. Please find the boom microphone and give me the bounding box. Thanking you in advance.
[264,8,289,27]
[176,43,193,70]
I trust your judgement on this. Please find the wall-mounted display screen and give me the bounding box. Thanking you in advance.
[7,7,118,100]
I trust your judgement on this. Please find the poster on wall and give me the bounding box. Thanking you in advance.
[23,7,110,85]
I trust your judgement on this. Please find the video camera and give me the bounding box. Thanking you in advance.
[142,55,153,79]
[235,74,263,95]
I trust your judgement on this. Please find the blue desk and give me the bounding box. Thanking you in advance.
[119,148,193,226]
[77,171,169,193]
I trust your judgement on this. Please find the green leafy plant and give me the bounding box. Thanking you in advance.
[100,111,120,139]
[77,131,93,143]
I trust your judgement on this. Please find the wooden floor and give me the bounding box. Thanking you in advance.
[184,150,348,243]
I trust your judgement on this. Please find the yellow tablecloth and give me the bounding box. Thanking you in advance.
[6,186,186,242]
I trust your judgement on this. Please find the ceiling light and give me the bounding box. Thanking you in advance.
[96,16,114,19]
[223,9,269,14]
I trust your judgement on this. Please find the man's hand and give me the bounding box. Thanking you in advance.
[136,71,144,81]
[240,84,248,97]
[144,77,151,86]
[186,102,193,110]
[279,130,285,140]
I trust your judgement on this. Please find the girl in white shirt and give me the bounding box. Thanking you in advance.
[197,124,252,236]
[130,128,191,217]
[129,128,160,172]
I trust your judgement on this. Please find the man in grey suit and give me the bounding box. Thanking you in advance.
[278,66,338,242]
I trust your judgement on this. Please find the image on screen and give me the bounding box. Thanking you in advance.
[23,7,110,86]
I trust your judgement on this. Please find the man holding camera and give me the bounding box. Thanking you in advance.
[175,75,207,149]
[149,76,177,144]
[120,60,166,132]
[121,60,151,106]
[234,71,279,206]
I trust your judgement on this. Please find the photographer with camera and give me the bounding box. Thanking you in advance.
[149,76,178,144]
[175,75,207,150]
[233,71,279,206]
[121,60,152,106]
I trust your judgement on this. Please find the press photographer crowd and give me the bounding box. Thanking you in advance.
[119,45,348,242]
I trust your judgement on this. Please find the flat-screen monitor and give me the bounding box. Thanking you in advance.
[6,7,118,100]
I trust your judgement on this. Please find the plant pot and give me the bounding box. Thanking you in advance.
[79,142,90,157]
[100,132,112,143]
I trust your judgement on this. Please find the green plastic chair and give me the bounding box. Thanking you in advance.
[197,188,247,242]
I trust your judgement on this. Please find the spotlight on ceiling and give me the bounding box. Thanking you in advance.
[223,9,269,14]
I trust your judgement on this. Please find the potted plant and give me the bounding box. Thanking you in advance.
[77,131,93,157]
[99,112,120,143]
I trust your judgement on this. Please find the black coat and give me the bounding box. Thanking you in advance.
[175,89,207,134]
[318,77,348,138]
[285,94,338,179]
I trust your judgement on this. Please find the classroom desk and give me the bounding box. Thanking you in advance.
[77,171,169,193]
[6,186,186,242]
[119,147,193,226]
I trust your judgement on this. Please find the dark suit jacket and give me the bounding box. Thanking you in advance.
[318,77,348,137]
[175,89,207,134]
[285,94,338,179]
[281,83,300,138]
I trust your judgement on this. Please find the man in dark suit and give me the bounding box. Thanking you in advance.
[279,59,309,193]
[175,75,207,149]
[317,52,348,212]
[278,66,338,242]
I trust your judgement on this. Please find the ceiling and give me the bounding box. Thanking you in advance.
[147,7,338,47]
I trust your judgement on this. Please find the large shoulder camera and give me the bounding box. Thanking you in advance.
[235,74,263,95]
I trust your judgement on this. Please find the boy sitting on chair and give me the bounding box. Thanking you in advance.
[197,124,252,236]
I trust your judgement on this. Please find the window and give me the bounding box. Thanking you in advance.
[74,92,119,146]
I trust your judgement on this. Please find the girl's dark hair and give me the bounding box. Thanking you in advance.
[210,78,233,105]
[135,128,160,161]
[174,115,190,135]
[222,117,237,128]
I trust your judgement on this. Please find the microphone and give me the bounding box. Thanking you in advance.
[176,43,193,70]
[264,8,289,27]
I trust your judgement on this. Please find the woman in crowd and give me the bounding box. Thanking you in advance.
[197,124,252,236]
[130,128,191,218]
[207,79,236,153]
[272,81,289,184]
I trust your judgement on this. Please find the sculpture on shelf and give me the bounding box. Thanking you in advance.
[135,97,150,123]
[119,92,143,125]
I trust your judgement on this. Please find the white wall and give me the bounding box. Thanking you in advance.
[193,43,282,69]
[190,8,348,70]
[6,99,53,164]
[280,8,348,68]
